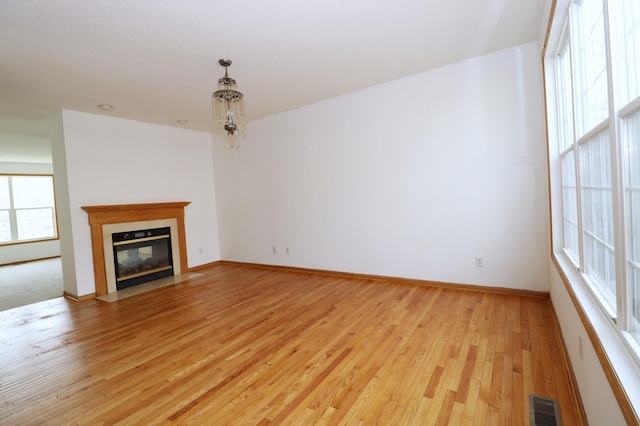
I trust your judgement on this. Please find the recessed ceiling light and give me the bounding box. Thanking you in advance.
[97,104,113,111]
[176,119,189,125]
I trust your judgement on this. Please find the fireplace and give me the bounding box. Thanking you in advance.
[112,227,174,290]
[82,202,190,296]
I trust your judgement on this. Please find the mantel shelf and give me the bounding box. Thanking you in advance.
[82,202,190,215]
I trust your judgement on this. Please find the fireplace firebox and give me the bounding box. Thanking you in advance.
[112,227,174,290]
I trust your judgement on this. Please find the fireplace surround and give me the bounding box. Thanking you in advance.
[82,202,190,296]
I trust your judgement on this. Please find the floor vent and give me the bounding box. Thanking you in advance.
[529,394,562,426]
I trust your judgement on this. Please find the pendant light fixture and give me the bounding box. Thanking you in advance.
[212,58,246,149]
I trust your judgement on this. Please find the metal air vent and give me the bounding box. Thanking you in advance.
[529,394,562,426]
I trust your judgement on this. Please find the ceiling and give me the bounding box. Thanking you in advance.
[0,0,545,136]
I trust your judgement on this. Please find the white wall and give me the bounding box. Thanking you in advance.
[549,263,629,425]
[59,110,220,296]
[213,41,550,291]
[0,161,61,264]
[0,239,60,265]
[0,162,52,174]
[50,111,79,296]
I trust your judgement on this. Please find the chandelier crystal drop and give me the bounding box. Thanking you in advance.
[212,58,246,149]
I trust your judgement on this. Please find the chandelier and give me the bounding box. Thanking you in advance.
[212,58,246,148]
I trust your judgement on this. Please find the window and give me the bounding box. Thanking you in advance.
[611,0,640,106]
[626,110,640,340]
[546,0,640,355]
[0,175,58,244]
[580,129,615,310]
[562,151,580,263]
[573,0,609,136]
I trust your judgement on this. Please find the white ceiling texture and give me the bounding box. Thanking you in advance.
[0,0,545,139]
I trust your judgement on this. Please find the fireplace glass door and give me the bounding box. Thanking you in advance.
[112,227,174,290]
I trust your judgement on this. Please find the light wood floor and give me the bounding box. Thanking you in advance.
[0,263,584,425]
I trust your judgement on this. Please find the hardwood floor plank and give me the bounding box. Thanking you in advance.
[449,401,466,426]
[499,351,514,425]
[461,378,481,425]
[0,264,584,425]
[424,365,445,399]
[435,389,457,425]
[512,371,526,425]
[476,360,493,424]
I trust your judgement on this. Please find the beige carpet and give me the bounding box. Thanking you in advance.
[0,258,64,312]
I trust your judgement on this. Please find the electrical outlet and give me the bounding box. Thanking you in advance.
[272,247,276,254]
[286,247,290,255]
[579,334,583,359]
[475,257,483,267]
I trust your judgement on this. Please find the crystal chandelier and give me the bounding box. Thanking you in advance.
[212,59,246,148]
